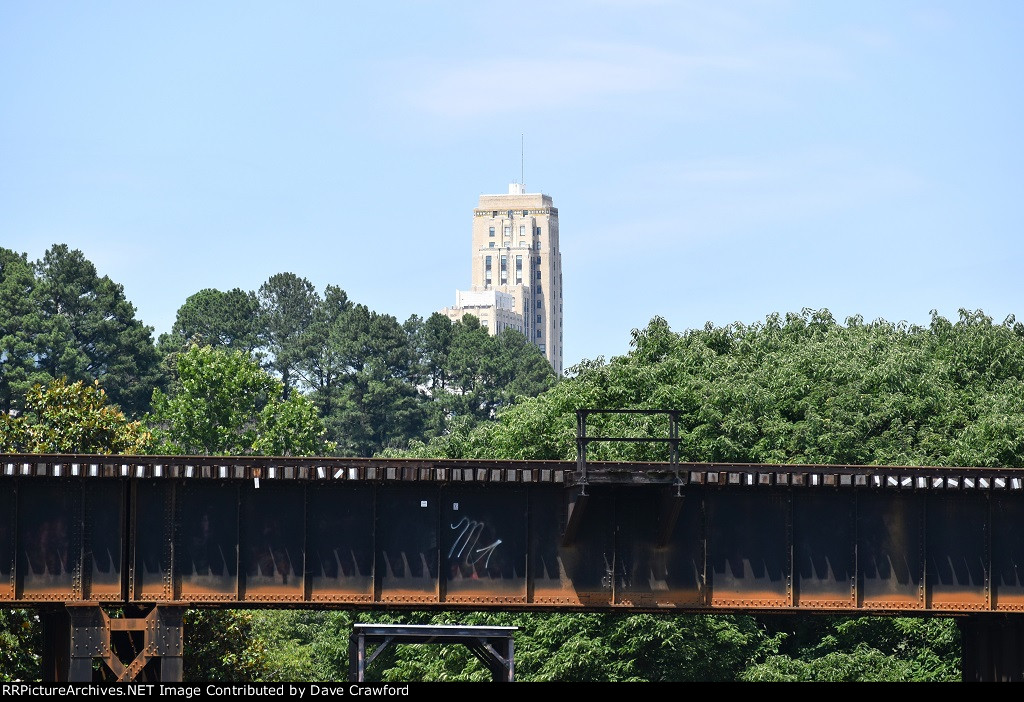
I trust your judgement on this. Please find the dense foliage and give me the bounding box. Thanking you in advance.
[397,308,1024,470]
[0,245,161,417]
[157,276,557,455]
[146,345,331,456]
[0,377,152,454]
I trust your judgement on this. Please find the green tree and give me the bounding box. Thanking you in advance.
[0,609,39,682]
[742,616,960,682]
[0,377,152,454]
[251,610,354,682]
[433,315,557,426]
[146,345,331,456]
[317,305,428,456]
[409,312,455,392]
[293,285,354,422]
[182,610,270,683]
[258,273,318,399]
[165,287,263,353]
[0,248,49,413]
[33,244,161,417]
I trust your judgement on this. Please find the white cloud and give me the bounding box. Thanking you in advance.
[399,44,687,119]
[389,29,849,121]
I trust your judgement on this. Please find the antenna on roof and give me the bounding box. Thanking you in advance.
[521,133,525,189]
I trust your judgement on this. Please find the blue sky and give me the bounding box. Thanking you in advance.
[2,2,1022,370]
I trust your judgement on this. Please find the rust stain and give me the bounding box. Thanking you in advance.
[242,582,303,595]
[860,595,924,610]
[929,591,987,607]
[993,594,1024,610]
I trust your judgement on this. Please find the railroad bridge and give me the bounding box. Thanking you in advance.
[3,412,1024,682]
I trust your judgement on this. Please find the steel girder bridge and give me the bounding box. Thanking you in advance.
[3,413,1024,682]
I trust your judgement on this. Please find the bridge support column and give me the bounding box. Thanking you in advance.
[959,615,1024,682]
[41,605,185,682]
[40,607,72,683]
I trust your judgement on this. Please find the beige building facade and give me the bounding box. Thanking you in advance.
[441,183,563,374]
[442,289,525,336]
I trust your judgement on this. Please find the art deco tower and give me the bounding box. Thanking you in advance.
[443,183,563,374]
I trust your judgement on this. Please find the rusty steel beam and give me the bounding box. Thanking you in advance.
[4,453,1024,613]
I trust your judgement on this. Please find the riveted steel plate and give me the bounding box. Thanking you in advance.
[176,482,238,601]
[926,494,988,610]
[794,492,855,608]
[0,483,13,600]
[84,481,124,599]
[377,486,439,603]
[17,479,81,600]
[708,491,790,608]
[529,488,580,605]
[442,487,527,603]
[308,484,374,602]
[614,488,704,607]
[133,480,173,601]
[241,482,305,601]
[992,495,1024,611]
[535,486,615,607]
[857,492,923,610]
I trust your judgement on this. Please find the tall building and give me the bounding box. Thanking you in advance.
[442,183,563,374]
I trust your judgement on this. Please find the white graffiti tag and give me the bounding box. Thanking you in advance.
[448,517,502,569]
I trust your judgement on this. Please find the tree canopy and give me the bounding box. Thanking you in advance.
[0,245,161,417]
[0,377,152,454]
[398,308,1024,472]
[146,344,332,456]
[156,278,559,456]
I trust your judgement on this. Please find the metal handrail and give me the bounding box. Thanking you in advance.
[575,409,680,491]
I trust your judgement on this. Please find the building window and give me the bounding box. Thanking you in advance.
[535,241,541,249]
[536,299,541,308]
[515,255,522,284]
[519,225,525,236]
[535,226,541,236]
[540,344,546,354]
[536,270,541,281]
[537,314,542,323]
[489,242,495,248]
[489,227,495,237]
[522,210,528,216]
[492,211,498,217]
[500,255,507,282]
[504,226,511,236]
[519,241,525,248]
[537,329,542,338]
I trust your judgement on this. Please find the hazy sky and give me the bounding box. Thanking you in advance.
[2,2,1022,370]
